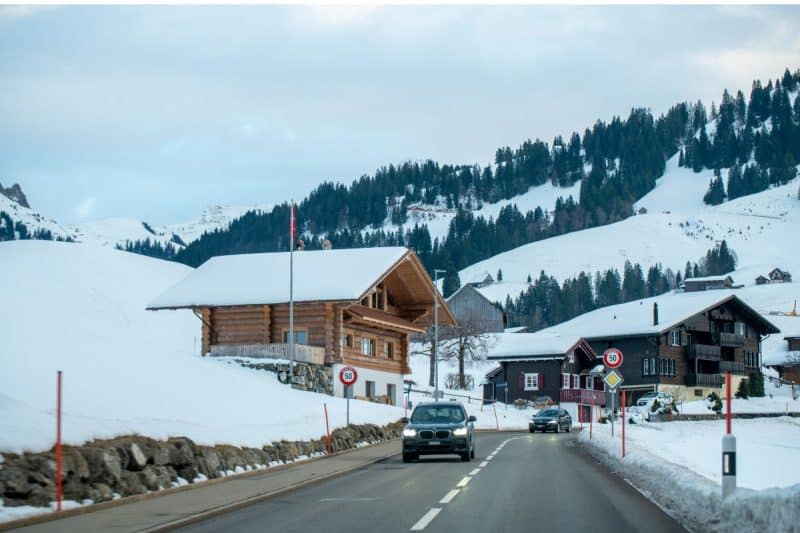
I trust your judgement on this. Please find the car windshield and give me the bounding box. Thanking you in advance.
[410,405,465,424]
[538,409,559,417]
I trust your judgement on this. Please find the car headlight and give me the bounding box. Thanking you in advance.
[453,427,468,436]
[402,428,417,437]
[548,420,557,424]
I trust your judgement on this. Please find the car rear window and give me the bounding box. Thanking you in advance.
[410,405,466,424]
[539,409,559,417]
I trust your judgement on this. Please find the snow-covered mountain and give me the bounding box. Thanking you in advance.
[453,154,800,310]
[0,183,271,250]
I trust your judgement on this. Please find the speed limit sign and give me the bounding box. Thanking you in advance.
[603,348,624,369]
[339,366,358,386]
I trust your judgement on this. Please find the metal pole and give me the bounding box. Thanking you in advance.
[622,389,626,458]
[56,370,63,512]
[324,403,332,454]
[610,388,615,438]
[433,269,445,402]
[289,200,295,380]
[346,385,350,427]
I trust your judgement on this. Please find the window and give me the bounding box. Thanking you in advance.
[385,341,395,360]
[283,330,307,344]
[568,351,575,364]
[386,384,396,405]
[342,333,353,349]
[365,380,376,398]
[744,351,759,368]
[361,337,375,356]
[669,330,681,346]
[694,389,703,397]
[658,358,676,377]
[572,374,579,389]
[642,357,657,376]
[735,322,747,337]
[524,373,539,391]
[586,376,595,390]
[561,373,570,389]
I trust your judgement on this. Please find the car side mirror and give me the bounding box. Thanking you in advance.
[400,417,409,424]
[468,415,477,422]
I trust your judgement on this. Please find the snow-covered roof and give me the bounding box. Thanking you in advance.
[466,271,493,285]
[148,247,410,309]
[486,331,587,360]
[534,290,779,341]
[683,275,733,283]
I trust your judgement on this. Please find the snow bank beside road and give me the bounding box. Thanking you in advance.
[579,418,800,532]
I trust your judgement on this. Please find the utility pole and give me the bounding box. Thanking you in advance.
[433,269,445,402]
[289,200,295,381]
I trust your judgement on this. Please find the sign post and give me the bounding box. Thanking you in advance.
[603,364,624,439]
[622,389,626,458]
[339,367,358,427]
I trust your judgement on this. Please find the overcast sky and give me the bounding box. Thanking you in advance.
[1,5,799,225]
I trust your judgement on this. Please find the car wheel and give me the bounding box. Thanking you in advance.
[529,427,535,433]
[461,452,471,462]
[471,443,476,459]
[402,453,413,463]
[566,422,571,433]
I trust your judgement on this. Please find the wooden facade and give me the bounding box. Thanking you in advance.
[445,285,505,334]
[588,298,779,401]
[194,249,455,386]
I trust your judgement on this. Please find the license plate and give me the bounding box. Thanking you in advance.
[428,441,440,445]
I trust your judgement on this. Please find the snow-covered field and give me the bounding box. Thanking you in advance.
[0,240,404,454]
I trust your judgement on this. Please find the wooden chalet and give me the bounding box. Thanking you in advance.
[681,275,734,292]
[147,247,455,405]
[530,291,780,405]
[483,333,604,423]
[769,268,792,283]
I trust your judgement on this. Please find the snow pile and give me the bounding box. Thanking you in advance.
[0,240,404,454]
[579,418,800,531]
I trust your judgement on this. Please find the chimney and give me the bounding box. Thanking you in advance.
[653,302,659,326]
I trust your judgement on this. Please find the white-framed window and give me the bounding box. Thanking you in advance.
[361,337,375,356]
[568,351,575,364]
[283,330,307,345]
[669,330,681,346]
[524,373,539,391]
[735,322,747,337]
[385,341,395,360]
[561,373,570,389]
[642,357,657,376]
[341,333,353,348]
[572,374,579,389]
[586,376,595,390]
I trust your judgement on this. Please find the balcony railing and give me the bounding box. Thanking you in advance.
[687,373,724,388]
[690,344,721,360]
[719,360,746,375]
[209,343,326,365]
[720,332,745,348]
[560,389,605,405]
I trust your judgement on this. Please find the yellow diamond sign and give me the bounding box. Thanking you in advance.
[603,369,624,390]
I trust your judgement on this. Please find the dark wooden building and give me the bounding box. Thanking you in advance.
[681,275,734,292]
[148,247,455,404]
[446,284,505,334]
[484,333,604,422]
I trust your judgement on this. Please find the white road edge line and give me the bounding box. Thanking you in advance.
[456,476,471,488]
[469,468,481,476]
[439,489,460,504]
[410,508,442,531]
[479,461,488,467]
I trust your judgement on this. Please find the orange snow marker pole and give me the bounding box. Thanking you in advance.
[323,403,332,454]
[56,370,63,512]
[590,392,594,439]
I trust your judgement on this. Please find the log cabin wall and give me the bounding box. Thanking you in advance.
[339,322,408,375]
[210,305,269,346]
[268,302,333,350]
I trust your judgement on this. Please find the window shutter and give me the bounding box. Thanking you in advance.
[539,373,544,388]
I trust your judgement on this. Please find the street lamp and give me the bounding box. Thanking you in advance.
[433,268,446,402]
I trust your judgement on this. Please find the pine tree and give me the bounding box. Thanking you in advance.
[497,269,503,282]
[703,177,725,205]
[442,270,461,298]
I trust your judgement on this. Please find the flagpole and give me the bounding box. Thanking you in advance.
[289,200,295,382]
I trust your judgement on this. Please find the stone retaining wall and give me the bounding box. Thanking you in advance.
[223,357,333,395]
[0,422,402,509]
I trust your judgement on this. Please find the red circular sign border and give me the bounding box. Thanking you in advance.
[603,348,624,369]
[339,366,358,386]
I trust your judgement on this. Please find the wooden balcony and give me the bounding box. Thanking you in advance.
[720,332,744,348]
[719,360,746,375]
[687,373,724,388]
[209,343,326,365]
[560,389,605,405]
[690,344,721,360]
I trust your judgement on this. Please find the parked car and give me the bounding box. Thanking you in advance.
[400,401,476,463]
[636,391,673,420]
[529,408,571,433]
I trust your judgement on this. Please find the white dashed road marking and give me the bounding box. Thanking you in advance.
[456,476,471,488]
[479,461,488,467]
[410,508,442,531]
[469,468,481,476]
[439,489,460,504]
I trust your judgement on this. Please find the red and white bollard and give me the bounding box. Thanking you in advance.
[722,372,736,498]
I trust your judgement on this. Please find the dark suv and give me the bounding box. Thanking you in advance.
[529,408,572,433]
[400,402,476,462]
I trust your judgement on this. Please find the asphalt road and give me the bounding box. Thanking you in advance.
[179,431,684,533]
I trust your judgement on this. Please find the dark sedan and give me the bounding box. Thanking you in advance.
[529,408,571,433]
[401,401,476,462]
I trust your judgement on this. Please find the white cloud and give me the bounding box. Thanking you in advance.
[74,197,96,219]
